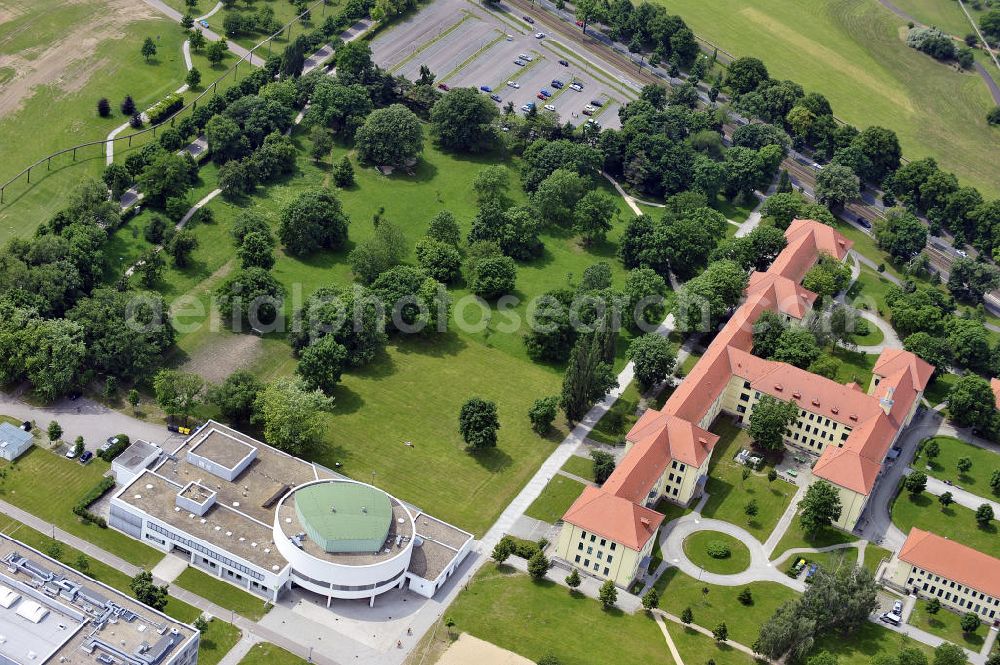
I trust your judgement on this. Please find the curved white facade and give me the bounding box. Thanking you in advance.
[272,480,414,601]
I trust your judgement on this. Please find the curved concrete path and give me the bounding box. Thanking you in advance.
[852,309,900,353]
[106,40,193,165]
[660,515,803,589]
[196,2,224,22]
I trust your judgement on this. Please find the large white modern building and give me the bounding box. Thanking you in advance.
[109,421,473,606]
[0,534,200,665]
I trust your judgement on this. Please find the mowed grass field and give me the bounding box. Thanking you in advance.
[0,0,241,243]
[439,568,674,665]
[100,126,641,536]
[663,0,1000,198]
[889,0,988,39]
[0,443,164,568]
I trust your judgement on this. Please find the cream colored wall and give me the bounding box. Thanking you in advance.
[722,378,854,456]
[554,522,653,587]
[830,482,867,530]
[652,454,706,505]
[890,560,1000,620]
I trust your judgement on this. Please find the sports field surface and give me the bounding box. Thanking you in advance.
[662,0,1000,197]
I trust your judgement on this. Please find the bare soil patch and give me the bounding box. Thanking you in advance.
[434,634,533,665]
[178,333,264,384]
[0,0,157,117]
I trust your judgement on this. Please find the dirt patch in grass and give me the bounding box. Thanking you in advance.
[0,0,157,117]
[178,333,263,384]
[436,634,533,665]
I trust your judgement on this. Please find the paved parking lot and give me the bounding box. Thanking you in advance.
[369,0,634,128]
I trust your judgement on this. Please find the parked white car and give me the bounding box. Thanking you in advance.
[507,80,520,89]
[569,82,583,92]
[544,104,556,112]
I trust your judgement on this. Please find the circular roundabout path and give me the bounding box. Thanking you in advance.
[660,516,802,589]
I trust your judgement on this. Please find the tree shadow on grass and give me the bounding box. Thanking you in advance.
[328,383,364,416]
[350,346,396,381]
[469,445,512,474]
[393,329,467,358]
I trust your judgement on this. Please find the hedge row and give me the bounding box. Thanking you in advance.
[98,434,130,462]
[148,93,185,125]
[72,477,116,527]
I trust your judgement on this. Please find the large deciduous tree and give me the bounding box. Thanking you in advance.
[799,480,843,536]
[627,334,676,393]
[252,377,333,455]
[748,394,798,451]
[355,104,423,168]
[458,397,500,449]
[430,88,499,153]
[279,189,350,256]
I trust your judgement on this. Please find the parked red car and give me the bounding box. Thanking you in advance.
[437,83,450,91]
[575,20,584,27]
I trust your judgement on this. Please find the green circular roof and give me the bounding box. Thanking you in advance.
[294,482,392,554]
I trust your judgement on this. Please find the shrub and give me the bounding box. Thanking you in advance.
[906,27,957,60]
[147,92,185,125]
[73,477,116,526]
[707,541,732,559]
[99,434,131,461]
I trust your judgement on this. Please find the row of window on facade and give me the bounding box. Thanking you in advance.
[574,554,611,577]
[146,520,265,581]
[577,541,614,564]
[579,531,618,550]
[738,389,853,436]
[908,568,1000,617]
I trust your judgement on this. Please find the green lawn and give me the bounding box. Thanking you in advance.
[524,476,589,524]
[174,567,272,621]
[831,348,879,387]
[589,382,641,445]
[238,643,308,665]
[811,618,935,665]
[891,486,998,554]
[0,1,231,241]
[771,513,856,562]
[116,130,647,536]
[914,435,1000,492]
[908,598,987,650]
[889,0,988,37]
[661,0,1000,197]
[863,544,893,574]
[848,266,897,317]
[854,319,885,346]
[444,568,674,665]
[653,568,798,646]
[923,372,959,408]
[0,446,163,568]
[793,546,858,576]
[669,625,759,665]
[196,618,243,665]
[702,419,796,541]
[682,530,752,574]
[679,350,703,377]
[561,454,596,481]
